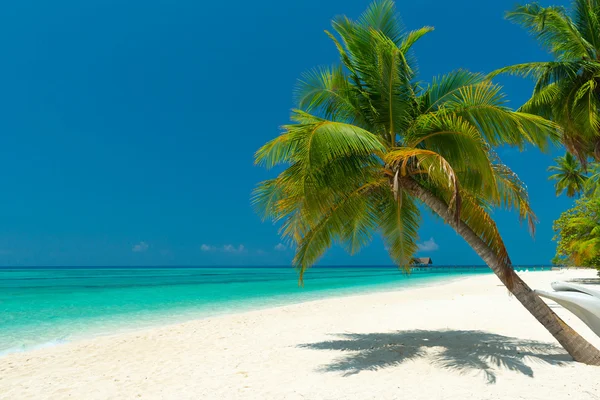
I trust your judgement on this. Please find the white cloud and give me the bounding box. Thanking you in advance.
[202,244,246,253]
[223,244,245,253]
[417,237,439,252]
[132,241,149,253]
[274,243,287,251]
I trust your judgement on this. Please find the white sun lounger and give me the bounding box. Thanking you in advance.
[550,281,600,299]
[535,281,600,339]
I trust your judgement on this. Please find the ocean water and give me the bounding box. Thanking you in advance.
[0,265,548,355]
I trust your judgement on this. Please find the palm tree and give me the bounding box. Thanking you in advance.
[548,152,588,197]
[490,0,600,165]
[584,162,600,196]
[253,1,600,364]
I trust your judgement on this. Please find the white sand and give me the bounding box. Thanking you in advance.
[1,270,599,400]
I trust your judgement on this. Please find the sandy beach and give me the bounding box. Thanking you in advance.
[1,270,599,400]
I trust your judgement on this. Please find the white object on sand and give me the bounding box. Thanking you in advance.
[550,281,600,299]
[535,281,600,338]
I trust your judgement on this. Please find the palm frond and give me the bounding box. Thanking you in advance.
[507,4,595,58]
[295,66,364,123]
[379,188,420,270]
[519,82,560,116]
[293,179,386,283]
[398,26,434,53]
[421,70,487,113]
[573,0,600,51]
[357,0,404,43]
[490,160,538,234]
[488,61,581,82]
[254,111,385,169]
[433,80,560,148]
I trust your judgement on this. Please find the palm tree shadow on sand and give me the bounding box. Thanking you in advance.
[298,330,572,383]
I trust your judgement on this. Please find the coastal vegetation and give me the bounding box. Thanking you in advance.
[552,196,600,272]
[547,154,600,274]
[253,1,600,364]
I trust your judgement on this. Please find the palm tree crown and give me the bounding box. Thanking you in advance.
[548,152,588,197]
[253,0,557,283]
[491,0,600,164]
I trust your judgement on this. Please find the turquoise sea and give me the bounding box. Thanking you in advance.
[0,265,549,355]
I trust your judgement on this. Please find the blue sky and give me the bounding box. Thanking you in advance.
[0,0,576,266]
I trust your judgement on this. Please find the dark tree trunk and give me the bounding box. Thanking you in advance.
[401,177,600,365]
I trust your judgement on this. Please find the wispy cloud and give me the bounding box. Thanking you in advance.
[132,241,149,253]
[223,244,245,253]
[274,243,287,251]
[417,237,439,252]
[202,244,246,253]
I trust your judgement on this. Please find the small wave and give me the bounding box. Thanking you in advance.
[0,338,69,357]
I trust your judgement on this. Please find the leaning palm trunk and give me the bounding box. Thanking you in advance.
[401,177,600,365]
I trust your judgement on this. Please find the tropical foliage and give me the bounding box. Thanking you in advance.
[546,153,600,197]
[584,162,600,196]
[552,196,600,272]
[253,0,557,282]
[548,152,588,197]
[491,0,600,165]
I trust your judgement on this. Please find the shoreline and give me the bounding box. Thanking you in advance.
[0,269,485,357]
[2,270,599,399]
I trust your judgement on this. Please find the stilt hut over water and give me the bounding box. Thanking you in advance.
[411,257,433,266]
